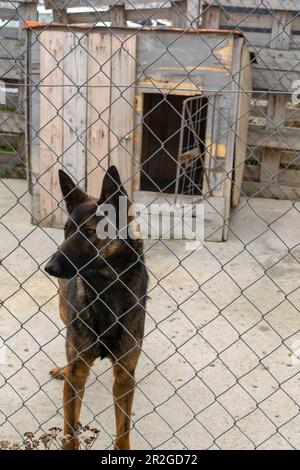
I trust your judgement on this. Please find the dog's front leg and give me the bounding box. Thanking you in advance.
[112,347,141,451]
[63,358,93,450]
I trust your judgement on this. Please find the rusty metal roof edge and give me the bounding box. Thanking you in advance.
[23,21,244,37]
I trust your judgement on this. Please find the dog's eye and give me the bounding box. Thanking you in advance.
[85,228,95,238]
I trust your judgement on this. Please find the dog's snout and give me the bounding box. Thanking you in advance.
[45,248,77,279]
[45,259,62,277]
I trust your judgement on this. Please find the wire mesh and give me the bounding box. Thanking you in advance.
[0,0,300,450]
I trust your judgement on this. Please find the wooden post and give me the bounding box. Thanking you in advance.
[186,0,200,28]
[44,0,68,23]
[201,3,220,29]
[260,94,288,183]
[270,10,292,50]
[170,0,187,29]
[18,1,38,190]
[18,0,38,34]
[110,5,126,27]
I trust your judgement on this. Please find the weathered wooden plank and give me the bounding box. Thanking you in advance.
[170,0,188,29]
[52,8,68,23]
[248,125,300,151]
[201,5,220,29]
[67,7,172,23]
[17,0,38,32]
[62,31,88,191]
[29,72,41,223]
[260,94,287,184]
[232,41,252,207]
[252,67,297,92]
[0,58,23,80]
[0,111,24,133]
[261,148,281,182]
[204,0,300,11]
[253,48,300,92]
[136,32,234,93]
[254,48,300,74]
[109,33,136,197]
[270,10,293,49]
[0,8,18,22]
[219,10,273,30]
[45,0,172,8]
[0,133,18,148]
[0,151,18,165]
[285,105,300,124]
[0,38,26,60]
[110,4,126,26]
[244,164,260,181]
[0,28,20,40]
[280,150,300,165]
[251,101,300,125]
[223,37,243,240]
[278,168,300,186]
[242,181,300,200]
[265,93,287,129]
[240,31,272,50]
[39,30,64,227]
[86,31,111,198]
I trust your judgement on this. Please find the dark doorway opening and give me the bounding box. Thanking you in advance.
[140,93,207,195]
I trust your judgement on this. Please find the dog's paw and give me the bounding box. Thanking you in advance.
[50,366,67,380]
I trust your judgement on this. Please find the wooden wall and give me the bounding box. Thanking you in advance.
[28,26,249,241]
[34,28,137,227]
[202,1,300,200]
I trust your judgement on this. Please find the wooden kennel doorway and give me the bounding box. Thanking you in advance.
[140,93,208,195]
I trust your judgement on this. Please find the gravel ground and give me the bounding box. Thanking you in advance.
[1,178,300,450]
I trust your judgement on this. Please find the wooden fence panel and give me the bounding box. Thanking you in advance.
[86,31,111,198]
[39,30,64,227]
[62,32,88,190]
[109,34,136,197]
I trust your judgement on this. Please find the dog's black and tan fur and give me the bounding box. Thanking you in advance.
[45,166,148,450]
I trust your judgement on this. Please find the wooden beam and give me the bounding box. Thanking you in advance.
[0,111,24,133]
[62,31,88,196]
[170,0,187,29]
[203,1,300,12]
[39,30,65,227]
[110,5,126,27]
[201,4,220,29]
[86,31,111,197]
[260,94,288,183]
[18,0,38,31]
[53,8,68,23]
[186,0,200,28]
[242,181,300,200]
[248,125,300,151]
[67,7,172,24]
[270,10,293,50]
[0,58,22,80]
[45,0,170,8]
[109,33,136,197]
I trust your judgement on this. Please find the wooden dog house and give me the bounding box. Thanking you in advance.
[26,24,251,241]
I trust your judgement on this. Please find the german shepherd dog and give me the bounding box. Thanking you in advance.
[44,166,148,450]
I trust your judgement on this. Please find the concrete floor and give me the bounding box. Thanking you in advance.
[0,179,300,450]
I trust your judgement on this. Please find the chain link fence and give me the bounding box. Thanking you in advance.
[1,0,300,450]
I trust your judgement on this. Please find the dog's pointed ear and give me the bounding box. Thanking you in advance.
[98,166,127,205]
[58,169,88,213]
